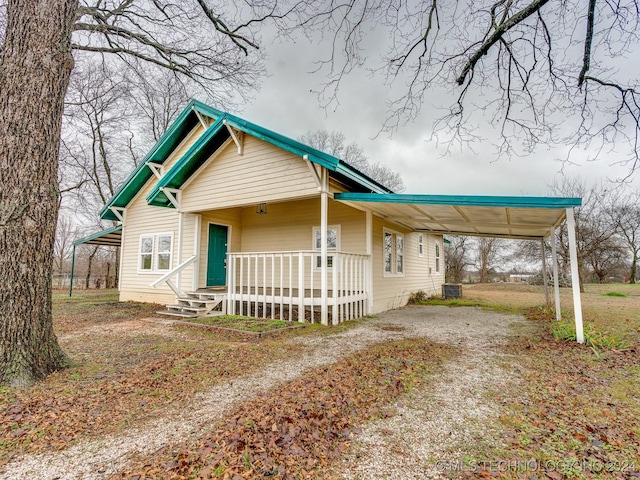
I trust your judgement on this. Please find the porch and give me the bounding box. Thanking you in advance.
[226,251,370,324]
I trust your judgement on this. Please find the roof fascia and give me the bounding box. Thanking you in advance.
[145,115,227,207]
[100,100,205,220]
[334,193,583,209]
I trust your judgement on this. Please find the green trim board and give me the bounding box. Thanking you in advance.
[334,193,582,208]
[146,116,230,208]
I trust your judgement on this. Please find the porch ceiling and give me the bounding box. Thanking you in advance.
[334,193,582,240]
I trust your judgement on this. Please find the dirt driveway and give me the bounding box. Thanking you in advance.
[5,305,526,480]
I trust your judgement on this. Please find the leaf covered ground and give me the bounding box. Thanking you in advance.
[0,292,306,466]
[117,338,454,480]
[465,310,640,479]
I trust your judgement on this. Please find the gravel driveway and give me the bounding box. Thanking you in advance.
[4,305,526,480]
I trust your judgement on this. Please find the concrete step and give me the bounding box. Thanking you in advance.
[156,310,198,318]
[184,292,226,301]
[176,298,220,308]
[170,305,208,314]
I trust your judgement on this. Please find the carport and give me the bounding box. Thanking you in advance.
[335,193,585,343]
[69,225,122,297]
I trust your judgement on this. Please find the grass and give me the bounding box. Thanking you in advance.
[450,283,640,478]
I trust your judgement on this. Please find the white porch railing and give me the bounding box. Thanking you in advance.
[226,251,369,324]
[149,254,198,296]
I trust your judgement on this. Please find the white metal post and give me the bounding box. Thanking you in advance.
[177,212,184,292]
[192,214,201,292]
[551,229,561,321]
[566,208,584,343]
[320,167,329,326]
[365,210,373,313]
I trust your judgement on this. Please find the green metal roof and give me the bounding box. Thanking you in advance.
[334,193,582,239]
[73,225,122,246]
[146,116,230,208]
[100,100,390,220]
[99,100,224,220]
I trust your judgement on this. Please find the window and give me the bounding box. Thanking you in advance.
[384,229,404,276]
[138,233,173,273]
[313,225,340,269]
[418,233,424,257]
[435,241,441,274]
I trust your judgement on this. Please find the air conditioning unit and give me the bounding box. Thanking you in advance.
[442,283,462,299]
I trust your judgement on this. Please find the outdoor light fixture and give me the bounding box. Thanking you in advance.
[256,203,267,214]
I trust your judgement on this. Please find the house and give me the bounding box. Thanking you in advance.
[82,99,585,336]
[95,100,445,324]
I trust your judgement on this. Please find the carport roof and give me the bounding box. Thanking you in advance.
[333,193,582,240]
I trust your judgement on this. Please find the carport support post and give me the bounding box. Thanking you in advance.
[550,230,561,321]
[566,208,584,343]
[69,244,76,297]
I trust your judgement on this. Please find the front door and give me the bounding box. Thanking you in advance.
[206,224,228,286]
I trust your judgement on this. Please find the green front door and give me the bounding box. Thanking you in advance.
[206,224,228,286]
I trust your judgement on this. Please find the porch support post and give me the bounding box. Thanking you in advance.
[551,229,562,321]
[320,167,329,326]
[365,210,373,313]
[177,212,185,293]
[566,208,584,343]
[541,238,549,305]
[192,214,202,292]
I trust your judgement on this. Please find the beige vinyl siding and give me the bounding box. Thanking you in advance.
[208,198,366,291]
[119,124,205,304]
[239,198,365,253]
[181,136,319,212]
[370,216,445,314]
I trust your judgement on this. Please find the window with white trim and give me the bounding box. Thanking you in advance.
[313,225,340,269]
[418,233,424,257]
[435,241,441,274]
[384,229,404,276]
[138,233,173,273]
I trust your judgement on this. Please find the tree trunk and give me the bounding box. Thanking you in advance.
[0,0,78,387]
[631,253,637,284]
[85,246,98,289]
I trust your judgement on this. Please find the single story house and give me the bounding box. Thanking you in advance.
[76,100,586,340]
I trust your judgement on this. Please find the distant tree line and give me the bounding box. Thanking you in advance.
[445,178,640,290]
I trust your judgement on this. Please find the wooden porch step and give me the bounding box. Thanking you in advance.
[168,304,209,314]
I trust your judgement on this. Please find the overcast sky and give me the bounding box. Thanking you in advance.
[238,28,638,197]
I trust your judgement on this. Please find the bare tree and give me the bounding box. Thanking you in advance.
[299,129,405,191]
[605,188,640,283]
[279,1,640,175]
[0,0,273,387]
[444,235,471,283]
[474,237,504,283]
[53,215,78,279]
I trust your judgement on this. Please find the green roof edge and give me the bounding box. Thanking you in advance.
[334,193,583,208]
[146,115,227,206]
[99,100,224,220]
[73,225,122,246]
